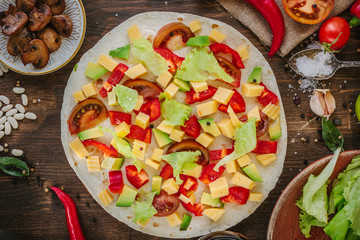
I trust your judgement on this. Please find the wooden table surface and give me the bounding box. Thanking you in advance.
[1,1,360,240]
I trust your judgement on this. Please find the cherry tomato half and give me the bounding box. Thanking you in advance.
[122,79,163,100]
[215,56,241,88]
[152,190,180,217]
[319,17,351,51]
[166,139,210,166]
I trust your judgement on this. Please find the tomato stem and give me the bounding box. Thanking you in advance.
[321,32,343,54]
[350,16,360,27]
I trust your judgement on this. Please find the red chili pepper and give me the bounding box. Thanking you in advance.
[243,0,285,58]
[99,63,129,98]
[209,43,245,69]
[218,89,246,113]
[108,111,132,125]
[154,48,184,74]
[82,139,118,157]
[209,148,234,161]
[252,140,277,154]
[181,115,201,139]
[126,125,152,143]
[199,163,226,185]
[134,98,161,122]
[159,164,174,179]
[185,86,217,105]
[179,187,204,216]
[220,186,249,205]
[350,0,360,27]
[50,186,85,240]
[257,83,279,107]
[108,171,124,194]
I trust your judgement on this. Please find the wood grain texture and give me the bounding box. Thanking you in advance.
[0,1,360,240]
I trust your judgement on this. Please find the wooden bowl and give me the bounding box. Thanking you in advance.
[267,150,360,240]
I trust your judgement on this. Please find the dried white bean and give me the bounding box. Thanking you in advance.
[7,117,18,129]
[14,113,24,120]
[0,116,6,124]
[2,104,13,112]
[25,112,37,120]
[0,125,3,131]
[0,63,8,73]
[0,95,10,104]
[11,149,23,157]
[13,87,25,94]
[5,108,17,117]
[21,94,28,106]
[15,104,25,113]
[0,145,3,151]
[0,111,2,118]
[0,131,4,139]
[4,122,11,135]
[0,102,2,108]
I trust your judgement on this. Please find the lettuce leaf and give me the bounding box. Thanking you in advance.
[132,190,157,224]
[113,84,138,112]
[174,47,233,83]
[160,98,192,126]
[344,176,360,236]
[324,208,351,240]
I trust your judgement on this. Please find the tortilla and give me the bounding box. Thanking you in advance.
[60,12,287,238]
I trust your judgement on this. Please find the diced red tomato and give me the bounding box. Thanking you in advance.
[126,125,152,144]
[99,63,129,98]
[108,170,124,194]
[199,163,226,185]
[209,148,234,161]
[108,111,132,125]
[252,140,278,154]
[220,186,249,205]
[82,139,118,158]
[135,98,161,122]
[125,165,149,189]
[180,175,198,192]
[185,86,217,105]
[258,83,279,107]
[154,48,184,74]
[181,115,201,139]
[159,164,174,179]
[209,43,245,69]
[218,90,246,113]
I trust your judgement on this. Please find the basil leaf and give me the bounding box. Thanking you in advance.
[322,117,344,152]
[0,157,29,177]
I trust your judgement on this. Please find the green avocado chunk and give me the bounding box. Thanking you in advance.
[186,36,210,47]
[200,192,224,208]
[247,67,262,84]
[173,78,190,92]
[152,176,162,195]
[152,129,172,148]
[269,117,281,141]
[180,214,192,231]
[84,62,108,80]
[116,185,138,207]
[109,44,130,60]
[198,118,221,137]
[242,163,263,182]
[78,127,103,141]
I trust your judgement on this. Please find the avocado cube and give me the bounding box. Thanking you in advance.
[85,62,108,80]
[242,163,263,182]
[269,117,282,140]
[247,67,262,84]
[116,185,137,207]
[180,214,192,231]
[78,127,103,141]
[198,118,221,137]
[152,176,162,195]
[173,78,190,92]
[153,129,172,148]
[200,192,224,208]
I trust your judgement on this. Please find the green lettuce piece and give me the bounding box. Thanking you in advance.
[161,151,200,184]
[214,118,257,171]
[132,191,157,224]
[346,229,360,240]
[160,98,192,126]
[130,38,169,76]
[344,176,360,236]
[174,47,233,83]
[113,84,138,112]
[324,208,350,240]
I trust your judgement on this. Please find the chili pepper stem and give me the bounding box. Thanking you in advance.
[350,16,360,27]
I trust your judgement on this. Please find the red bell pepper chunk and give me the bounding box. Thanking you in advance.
[181,115,201,139]
[209,148,234,161]
[159,164,174,179]
[220,186,249,205]
[126,125,152,144]
[185,86,217,105]
[82,139,118,158]
[179,188,204,216]
[135,98,161,122]
[108,170,124,194]
[125,165,149,189]
[180,174,198,192]
[257,83,279,107]
[252,140,277,154]
[199,163,226,185]
[108,111,132,125]
[99,63,129,98]
[218,90,246,113]
[154,48,184,74]
[209,43,245,69]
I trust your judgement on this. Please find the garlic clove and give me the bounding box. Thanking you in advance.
[324,90,336,117]
[309,89,336,118]
[310,91,325,117]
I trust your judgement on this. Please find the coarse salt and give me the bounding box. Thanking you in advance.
[295,51,334,78]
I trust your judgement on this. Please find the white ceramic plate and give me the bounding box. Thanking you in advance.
[0,0,86,75]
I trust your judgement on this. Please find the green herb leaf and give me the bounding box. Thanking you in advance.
[73,63,78,72]
[322,117,344,152]
[0,157,29,177]
[109,44,130,59]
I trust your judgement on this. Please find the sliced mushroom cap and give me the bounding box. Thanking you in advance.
[51,14,72,37]
[38,0,65,15]
[16,0,37,13]
[7,27,35,56]
[37,27,61,52]
[1,4,19,26]
[1,12,28,36]
[28,4,52,32]
[21,39,49,69]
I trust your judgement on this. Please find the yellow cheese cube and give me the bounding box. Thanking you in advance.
[231,171,255,189]
[241,83,264,97]
[127,24,142,43]
[209,29,227,43]
[227,106,241,128]
[182,164,203,178]
[86,155,101,172]
[163,83,179,99]
[133,95,144,111]
[209,177,229,199]
[69,137,88,159]
[151,148,164,162]
[188,191,196,205]
[162,178,180,195]
[115,122,130,138]
[125,63,147,79]
[190,81,208,93]
[156,71,173,88]
[256,153,277,166]
[156,120,174,134]
[179,194,191,204]
[262,103,280,120]
[196,133,215,148]
[166,212,182,227]
[226,160,237,173]
[203,208,225,222]
[73,90,85,102]
[98,54,118,72]
[212,87,234,105]
[236,154,252,168]
[217,118,235,138]
[247,106,261,122]
[188,20,201,33]
[248,192,263,202]
[107,91,117,106]
[145,158,161,170]
[98,189,114,207]
[236,44,249,62]
[135,112,150,129]
[196,101,218,117]
[82,82,97,98]
[169,128,185,142]
[132,140,147,160]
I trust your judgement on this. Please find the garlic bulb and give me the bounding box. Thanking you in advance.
[309,89,336,118]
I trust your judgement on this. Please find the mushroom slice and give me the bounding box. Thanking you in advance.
[38,0,65,15]
[1,12,28,36]
[37,27,61,52]
[1,4,19,26]
[52,15,73,37]
[28,4,52,32]
[7,27,35,56]
[16,0,37,13]
[21,39,49,69]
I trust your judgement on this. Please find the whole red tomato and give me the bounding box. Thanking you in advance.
[319,17,350,51]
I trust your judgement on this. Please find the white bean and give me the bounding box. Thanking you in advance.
[11,149,23,157]
[4,122,11,135]
[13,87,25,94]
[14,113,24,120]
[0,125,3,131]
[0,145,3,151]
[0,131,4,139]
[15,104,25,113]
[0,95,10,104]
[0,111,2,118]
[25,112,37,120]
[5,108,17,117]
[7,117,18,129]
[2,104,13,112]
[0,63,8,73]
[0,102,2,108]
[0,116,6,124]
[21,94,28,106]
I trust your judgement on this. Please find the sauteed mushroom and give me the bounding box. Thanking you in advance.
[21,39,49,69]
[16,0,37,13]
[28,4,52,32]
[1,11,28,36]
[51,14,72,37]
[7,27,35,56]
[38,0,65,15]
[37,27,60,52]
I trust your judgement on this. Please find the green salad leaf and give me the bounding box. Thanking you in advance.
[113,84,138,112]
[343,176,360,236]
[0,157,29,177]
[160,98,192,126]
[109,44,130,59]
[322,117,344,152]
[132,190,157,224]
[324,208,351,240]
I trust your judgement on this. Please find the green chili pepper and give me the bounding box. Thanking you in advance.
[0,157,29,177]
